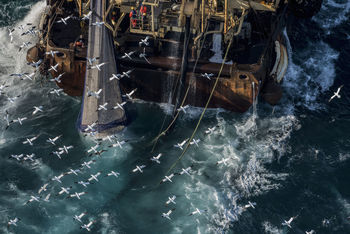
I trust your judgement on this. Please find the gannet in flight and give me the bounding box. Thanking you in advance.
[123,89,137,100]
[282,215,298,228]
[329,85,344,102]
[51,173,65,183]
[25,195,40,205]
[17,23,32,31]
[23,135,39,146]
[22,72,35,81]
[121,69,133,78]
[305,230,315,234]
[322,218,330,227]
[9,154,24,161]
[80,220,95,232]
[216,158,229,166]
[139,48,151,64]
[85,121,98,132]
[27,59,42,69]
[189,208,207,216]
[48,63,59,72]
[11,116,27,125]
[65,168,81,176]
[201,73,214,80]
[68,191,87,200]
[165,195,176,205]
[244,201,256,209]
[49,88,64,96]
[86,57,99,65]
[106,170,120,178]
[174,138,188,150]
[139,36,150,47]
[101,135,115,143]
[82,11,92,20]
[50,72,65,83]
[59,145,73,154]
[81,160,96,169]
[179,166,192,176]
[0,82,9,96]
[46,135,62,145]
[87,144,100,154]
[87,88,102,99]
[160,174,175,184]
[38,183,49,194]
[97,102,108,111]
[45,50,60,58]
[32,106,43,115]
[76,181,92,188]
[23,153,35,161]
[161,209,175,220]
[21,26,36,36]
[205,126,216,134]
[108,140,126,149]
[19,41,32,51]
[189,138,200,147]
[111,101,127,111]
[52,150,63,159]
[121,51,135,60]
[57,186,72,195]
[4,110,10,129]
[8,217,20,227]
[56,16,72,25]
[90,62,107,71]
[74,212,87,223]
[8,28,14,43]
[10,73,27,79]
[10,72,34,81]
[7,95,21,104]
[88,172,101,182]
[92,21,105,27]
[109,73,122,81]
[132,165,146,173]
[177,105,189,114]
[150,153,162,164]
[43,193,51,202]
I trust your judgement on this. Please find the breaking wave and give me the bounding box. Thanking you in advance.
[0,0,346,233]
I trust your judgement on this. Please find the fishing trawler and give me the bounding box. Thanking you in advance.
[27,0,322,134]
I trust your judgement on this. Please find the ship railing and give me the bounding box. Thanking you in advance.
[130,17,152,33]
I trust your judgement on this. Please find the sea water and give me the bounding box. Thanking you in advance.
[0,0,349,233]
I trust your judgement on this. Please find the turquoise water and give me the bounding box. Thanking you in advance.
[0,0,350,233]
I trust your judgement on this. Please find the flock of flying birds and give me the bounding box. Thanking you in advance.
[3,8,346,234]
[2,10,226,232]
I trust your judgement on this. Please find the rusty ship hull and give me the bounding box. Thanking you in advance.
[27,0,317,115]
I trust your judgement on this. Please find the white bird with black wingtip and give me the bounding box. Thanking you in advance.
[74,212,87,223]
[150,153,162,164]
[165,195,176,205]
[174,138,188,150]
[22,135,39,146]
[46,135,62,145]
[329,85,344,102]
[132,165,146,173]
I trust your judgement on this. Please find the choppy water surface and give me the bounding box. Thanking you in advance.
[0,0,349,233]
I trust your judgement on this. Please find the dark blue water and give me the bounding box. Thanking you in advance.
[0,0,350,233]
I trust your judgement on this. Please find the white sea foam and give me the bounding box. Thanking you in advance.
[262,221,283,234]
[313,0,350,33]
[283,28,338,111]
[0,1,345,233]
[0,0,47,117]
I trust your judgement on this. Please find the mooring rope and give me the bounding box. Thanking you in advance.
[161,35,234,180]
[151,22,210,152]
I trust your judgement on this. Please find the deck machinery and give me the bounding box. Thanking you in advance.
[27,0,304,134]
